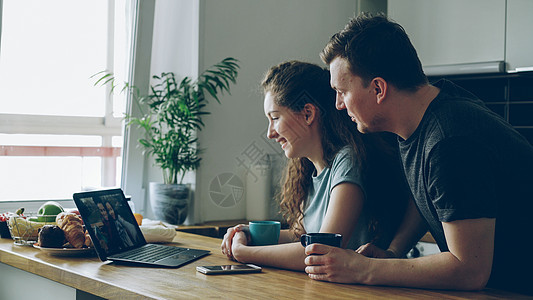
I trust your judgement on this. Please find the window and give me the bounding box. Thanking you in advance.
[0,0,134,201]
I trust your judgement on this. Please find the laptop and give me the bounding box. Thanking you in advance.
[73,188,210,267]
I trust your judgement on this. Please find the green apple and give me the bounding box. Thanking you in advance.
[37,201,64,222]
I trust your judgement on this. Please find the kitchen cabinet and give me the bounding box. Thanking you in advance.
[0,262,79,300]
[429,71,533,145]
[506,0,533,72]
[388,0,506,68]
[388,0,533,75]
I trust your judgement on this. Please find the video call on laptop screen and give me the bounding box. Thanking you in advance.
[75,190,145,256]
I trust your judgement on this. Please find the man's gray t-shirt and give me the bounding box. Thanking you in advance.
[398,79,533,293]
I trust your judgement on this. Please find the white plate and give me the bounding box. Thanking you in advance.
[33,244,95,257]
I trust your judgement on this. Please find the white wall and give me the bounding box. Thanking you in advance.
[196,0,358,222]
[143,0,388,223]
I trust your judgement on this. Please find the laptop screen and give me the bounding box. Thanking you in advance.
[74,188,146,258]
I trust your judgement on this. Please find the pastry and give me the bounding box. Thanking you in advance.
[56,212,85,248]
[84,230,93,247]
[38,225,65,248]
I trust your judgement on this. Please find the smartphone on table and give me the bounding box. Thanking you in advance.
[196,264,262,275]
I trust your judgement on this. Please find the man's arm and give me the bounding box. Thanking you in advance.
[305,217,495,290]
[357,197,427,258]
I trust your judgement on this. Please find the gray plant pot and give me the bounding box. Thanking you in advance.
[149,182,190,225]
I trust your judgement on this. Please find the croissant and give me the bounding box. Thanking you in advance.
[56,212,85,248]
[84,230,93,247]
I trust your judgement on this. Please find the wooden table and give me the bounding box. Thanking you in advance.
[0,233,529,299]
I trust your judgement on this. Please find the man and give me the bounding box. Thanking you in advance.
[304,13,533,295]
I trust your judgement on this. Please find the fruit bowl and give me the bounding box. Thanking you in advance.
[7,213,57,246]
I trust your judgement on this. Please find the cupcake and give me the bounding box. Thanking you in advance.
[38,225,66,248]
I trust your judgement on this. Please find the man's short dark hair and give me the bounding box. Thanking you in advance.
[321,13,428,91]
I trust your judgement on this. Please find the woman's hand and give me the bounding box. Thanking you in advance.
[356,243,397,258]
[221,224,248,260]
[231,230,250,262]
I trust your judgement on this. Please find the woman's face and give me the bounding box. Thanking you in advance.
[264,92,310,159]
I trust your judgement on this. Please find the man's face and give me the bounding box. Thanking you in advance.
[105,203,116,219]
[329,57,379,133]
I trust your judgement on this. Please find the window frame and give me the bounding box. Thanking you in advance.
[0,0,157,216]
[0,0,129,204]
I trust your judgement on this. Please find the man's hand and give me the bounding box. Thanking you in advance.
[304,243,368,284]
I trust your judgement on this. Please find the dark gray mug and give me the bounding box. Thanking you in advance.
[300,233,342,247]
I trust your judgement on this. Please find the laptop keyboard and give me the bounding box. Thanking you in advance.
[113,244,187,263]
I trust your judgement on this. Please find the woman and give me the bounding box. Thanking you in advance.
[221,61,409,270]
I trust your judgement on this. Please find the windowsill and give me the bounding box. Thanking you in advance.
[0,199,77,213]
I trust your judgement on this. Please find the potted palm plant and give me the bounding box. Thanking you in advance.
[95,57,239,224]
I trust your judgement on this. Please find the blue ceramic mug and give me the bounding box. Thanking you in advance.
[248,221,281,246]
[300,233,342,247]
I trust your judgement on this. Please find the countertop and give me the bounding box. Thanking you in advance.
[0,232,529,299]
